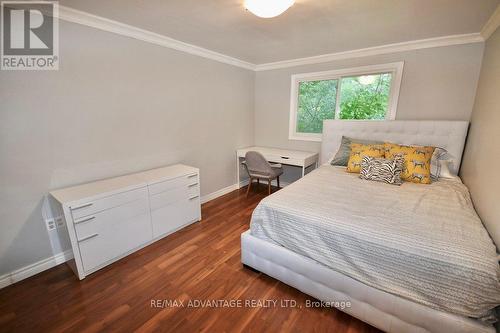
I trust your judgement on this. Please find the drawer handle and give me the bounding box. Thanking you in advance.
[189,195,199,200]
[280,156,290,159]
[187,173,197,178]
[74,216,96,225]
[78,233,99,242]
[188,182,198,187]
[71,202,93,210]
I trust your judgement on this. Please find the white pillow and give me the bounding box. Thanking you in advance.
[438,159,455,179]
[431,148,455,179]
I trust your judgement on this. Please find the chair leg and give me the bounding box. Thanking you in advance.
[277,176,280,189]
[268,179,271,195]
[246,178,253,197]
[257,178,260,186]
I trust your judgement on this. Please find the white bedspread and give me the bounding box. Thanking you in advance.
[250,165,500,321]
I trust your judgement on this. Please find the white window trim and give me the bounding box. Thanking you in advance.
[288,61,404,142]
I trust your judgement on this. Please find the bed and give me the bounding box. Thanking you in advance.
[241,120,500,333]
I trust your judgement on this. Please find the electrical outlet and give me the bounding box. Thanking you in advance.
[45,218,56,231]
[55,216,64,228]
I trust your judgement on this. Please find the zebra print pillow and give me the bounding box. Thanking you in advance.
[360,155,404,185]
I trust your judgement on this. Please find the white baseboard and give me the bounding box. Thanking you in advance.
[201,178,291,205]
[0,250,74,289]
[200,183,240,204]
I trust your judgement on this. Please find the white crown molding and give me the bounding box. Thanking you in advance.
[255,33,484,71]
[57,6,256,71]
[53,6,485,72]
[481,5,500,40]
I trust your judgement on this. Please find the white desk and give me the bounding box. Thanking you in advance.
[236,146,319,188]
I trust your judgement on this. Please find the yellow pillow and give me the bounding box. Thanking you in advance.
[347,143,385,173]
[384,143,435,184]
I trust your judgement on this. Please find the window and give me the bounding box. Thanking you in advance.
[289,62,404,141]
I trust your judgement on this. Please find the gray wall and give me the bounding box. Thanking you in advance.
[0,21,254,276]
[254,43,484,155]
[461,28,500,247]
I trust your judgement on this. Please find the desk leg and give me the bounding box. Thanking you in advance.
[302,166,305,177]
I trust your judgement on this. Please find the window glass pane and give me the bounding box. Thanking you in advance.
[339,73,392,120]
[296,79,338,133]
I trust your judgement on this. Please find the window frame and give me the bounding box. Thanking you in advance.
[288,62,404,142]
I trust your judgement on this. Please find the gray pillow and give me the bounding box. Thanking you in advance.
[330,136,384,166]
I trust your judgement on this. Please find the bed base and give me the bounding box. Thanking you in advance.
[241,230,494,333]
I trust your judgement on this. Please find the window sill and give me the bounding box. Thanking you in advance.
[288,134,322,142]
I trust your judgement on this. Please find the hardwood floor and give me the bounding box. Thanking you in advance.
[0,184,381,333]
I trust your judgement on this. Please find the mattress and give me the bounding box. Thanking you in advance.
[250,165,500,321]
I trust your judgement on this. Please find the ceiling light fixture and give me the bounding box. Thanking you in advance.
[244,0,295,18]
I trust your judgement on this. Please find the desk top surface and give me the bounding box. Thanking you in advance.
[236,146,318,159]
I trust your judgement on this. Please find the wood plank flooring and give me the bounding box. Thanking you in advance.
[0,184,381,333]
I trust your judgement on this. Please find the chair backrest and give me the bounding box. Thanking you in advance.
[244,151,273,177]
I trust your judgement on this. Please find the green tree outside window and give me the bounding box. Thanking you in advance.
[296,79,338,133]
[296,73,392,133]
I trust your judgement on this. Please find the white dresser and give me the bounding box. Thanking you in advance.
[50,164,201,280]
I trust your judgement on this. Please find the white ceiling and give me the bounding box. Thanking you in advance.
[59,0,499,64]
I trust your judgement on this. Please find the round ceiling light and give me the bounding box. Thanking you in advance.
[244,0,295,18]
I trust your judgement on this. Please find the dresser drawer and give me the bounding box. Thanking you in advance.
[70,187,148,220]
[148,173,197,196]
[185,197,200,222]
[151,198,200,238]
[187,181,199,197]
[267,154,302,166]
[149,186,189,211]
[74,197,149,238]
[76,198,152,272]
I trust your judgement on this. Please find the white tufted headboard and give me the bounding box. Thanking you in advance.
[321,120,469,175]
